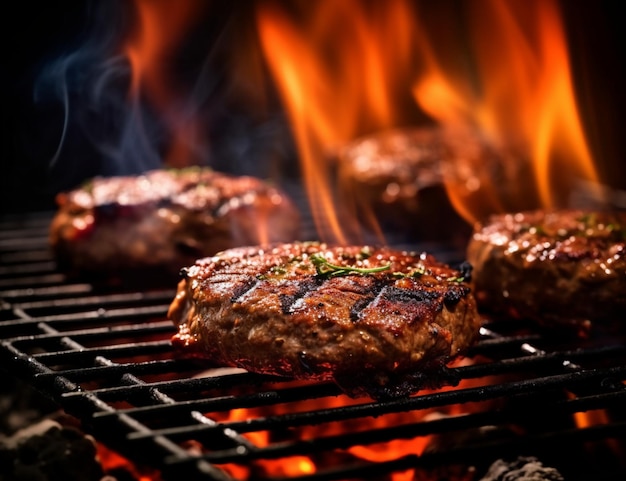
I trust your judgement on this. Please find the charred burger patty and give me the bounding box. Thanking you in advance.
[168,242,481,399]
[49,168,300,284]
[467,209,626,330]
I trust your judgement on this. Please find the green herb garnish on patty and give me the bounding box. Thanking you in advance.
[310,253,391,278]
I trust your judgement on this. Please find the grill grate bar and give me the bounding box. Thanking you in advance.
[9,289,176,311]
[119,365,626,442]
[95,382,344,419]
[32,339,174,362]
[1,305,172,328]
[168,392,626,465]
[0,283,93,302]
[0,249,52,264]
[34,358,207,384]
[0,236,51,250]
[3,321,174,344]
[0,261,57,276]
[0,273,67,288]
[68,371,295,401]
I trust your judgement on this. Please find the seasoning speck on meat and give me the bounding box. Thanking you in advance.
[168,242,482,399]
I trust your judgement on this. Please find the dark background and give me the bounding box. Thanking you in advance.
[2,1,96,214]
[2,1,625,215]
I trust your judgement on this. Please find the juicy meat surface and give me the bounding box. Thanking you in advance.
[168,242,481,399]
[467,209,626,331]
[49,168,300,285]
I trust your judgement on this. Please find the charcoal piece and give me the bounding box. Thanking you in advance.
[0,423,104,481]
[479,456,565,481]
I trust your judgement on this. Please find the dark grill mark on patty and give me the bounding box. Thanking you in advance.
[230,277,262,303]
[349,279,391,322]
[443,286,470,307]
[279,278,322,314]
[349,296,376,322]
[383,286,442,305]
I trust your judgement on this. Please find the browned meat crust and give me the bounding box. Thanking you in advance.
[49,168,300,285]
[168,242,481,399]
[467,209,626,332]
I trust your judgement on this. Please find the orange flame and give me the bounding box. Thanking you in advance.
[214,393,442,480]
[256,0,419,243]
[413,0,599,223]
[571,401,625,465]
[124,0,207,168]
[257,0,600,234]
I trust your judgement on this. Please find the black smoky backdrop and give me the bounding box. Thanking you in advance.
[1,0,625,216]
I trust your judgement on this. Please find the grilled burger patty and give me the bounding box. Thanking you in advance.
[168,242,481,398]
[334,126,530,247]
[467,209,626,330]
[49,168,300,284]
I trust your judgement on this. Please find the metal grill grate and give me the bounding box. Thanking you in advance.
[2,212,626,480]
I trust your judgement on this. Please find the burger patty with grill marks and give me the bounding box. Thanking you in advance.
[467,209,626,332]
[167,242,481,399]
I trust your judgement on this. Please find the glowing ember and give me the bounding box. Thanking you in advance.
[97,442,162,481]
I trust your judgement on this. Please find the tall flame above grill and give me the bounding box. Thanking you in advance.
[256,0,601,238]
[256,0,420,243]
[412,0,599,223]
[4,1,625,218]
